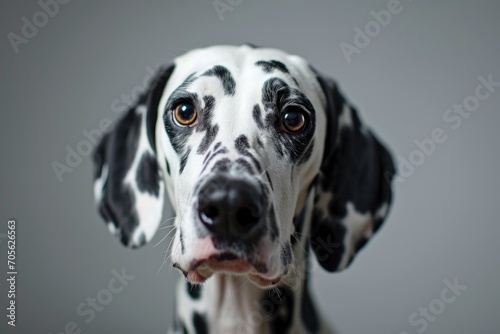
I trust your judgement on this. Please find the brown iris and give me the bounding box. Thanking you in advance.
[282,109,306,133]
[174,103,197,126]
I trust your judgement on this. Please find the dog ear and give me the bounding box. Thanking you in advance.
[92,65,175,248]
[309,71,396,272]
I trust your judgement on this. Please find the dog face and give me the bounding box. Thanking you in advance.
[93,45,395,288]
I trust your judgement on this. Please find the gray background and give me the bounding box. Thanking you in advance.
[1,0,499,333]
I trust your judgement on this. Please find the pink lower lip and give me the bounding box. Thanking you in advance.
[181,260,282,286]
[204,258,251,273]
[249,273,282,286]
[175,236,281,285]
[186,271,208,283]
[177,258,250,284]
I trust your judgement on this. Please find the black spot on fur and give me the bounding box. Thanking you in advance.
[235,158,254,174]
[165,159,171,175]
[194,95,219,155]
[265,171,274,191]
[308,70,395,272]
[202,65,236,95]
[269,205,279,241]
[252,104,265,129]
[310,210,346,272]
[256,60,290,74]
[291,201,308,246]
[299,141,314,165]
[235,134,250,151]
[203,152,211,164]
[201,147,229,174]
[197,95,216,132]
[197,124,219,155]
[179,147,191,174]
[93,107,142,247]
[256,137,264,149]
[145,65,176,152]
[186,282,202,299]
[301,277,319,332]
[235,134,263,173]
[281,241,292,267]
[92,135,106,179]
[211,158,231,173]
[136,153,161,196]
[264,286,294,334]
[193,313,208,334]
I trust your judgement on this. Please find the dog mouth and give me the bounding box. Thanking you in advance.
[173,251,284,287]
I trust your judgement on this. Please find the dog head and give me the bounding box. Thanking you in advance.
[93,45,395,288]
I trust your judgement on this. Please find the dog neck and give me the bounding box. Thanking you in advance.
[171,189,325,333]
[171,227,326,333]
[173,252,320,333]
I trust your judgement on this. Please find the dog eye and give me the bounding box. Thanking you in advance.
[173,103,197,126]
[282,109,306,133]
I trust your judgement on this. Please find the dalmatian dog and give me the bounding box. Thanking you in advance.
[92,44,395,333]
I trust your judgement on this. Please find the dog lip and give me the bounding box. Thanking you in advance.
[173,257,283,286]
[249,273,283,287]
[212,252,239,261]
[176,251,269,279]
[205,257,251,273]
[192,252,253,273]
[172,263,187,277]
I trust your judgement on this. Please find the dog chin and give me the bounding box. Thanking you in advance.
[181,269,284,288]
[173,255,285,288]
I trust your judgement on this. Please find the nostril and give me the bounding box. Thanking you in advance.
[236,206,260,230]
[200,205,219,225]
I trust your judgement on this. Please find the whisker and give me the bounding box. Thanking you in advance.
[259,165,271,178]
[152,225,177,248]
[160,216,177,226]
[156,238,176,277]
[156,258,169,277]
[158,224,176,230]
[291,232,308,255]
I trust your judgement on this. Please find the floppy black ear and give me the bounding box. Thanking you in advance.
[92,65,175,248]
[310,72,395,272]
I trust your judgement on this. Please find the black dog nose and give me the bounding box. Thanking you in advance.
[197,177,264,240]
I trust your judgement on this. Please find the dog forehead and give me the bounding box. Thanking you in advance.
[166,45,310,90]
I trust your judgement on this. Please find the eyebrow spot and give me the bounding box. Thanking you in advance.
[256,60,290,74]
[202,65,236,95]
